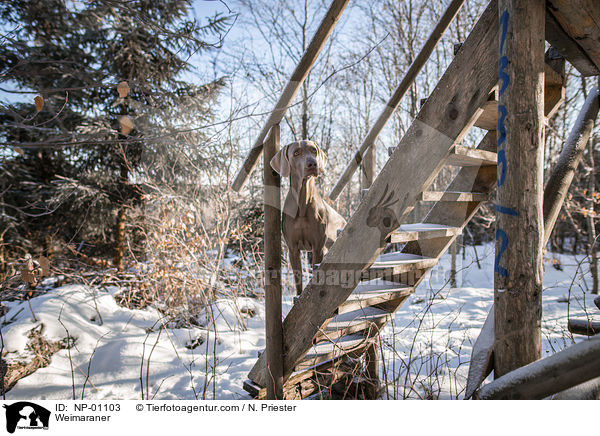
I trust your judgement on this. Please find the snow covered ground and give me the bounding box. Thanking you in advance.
[2,243,598,400]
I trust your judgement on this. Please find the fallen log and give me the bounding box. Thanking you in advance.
[479,336,600,399]
[567,318,600,336]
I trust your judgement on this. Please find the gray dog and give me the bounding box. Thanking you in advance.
[270,140,347,296]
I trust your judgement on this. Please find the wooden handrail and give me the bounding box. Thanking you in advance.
[328,0,466,201]
[231,0,350,192]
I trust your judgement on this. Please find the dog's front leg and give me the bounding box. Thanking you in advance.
[288,245,303,296]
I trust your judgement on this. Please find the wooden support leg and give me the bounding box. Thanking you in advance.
[264,125,284,400]
[494,0,545,381]
[364,342,380,399]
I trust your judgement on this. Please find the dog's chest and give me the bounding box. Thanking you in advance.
[282,213,326,251]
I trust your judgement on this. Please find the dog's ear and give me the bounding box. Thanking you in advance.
[270,144,291,177]
[316,144,328,173]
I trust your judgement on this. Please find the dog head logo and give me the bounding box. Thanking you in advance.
[3,402,50,433]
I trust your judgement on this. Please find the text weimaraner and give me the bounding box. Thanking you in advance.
[270,140,347,296]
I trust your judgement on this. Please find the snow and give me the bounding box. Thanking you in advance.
[2,243,598,400]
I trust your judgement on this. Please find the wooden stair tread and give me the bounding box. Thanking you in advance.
[295,334,372,371]
[419,191,489,202]
[363,252,437,281]
[325,306,390,331]
[337,280,413,314]
[390,222,461,243]
[446,145,497,167]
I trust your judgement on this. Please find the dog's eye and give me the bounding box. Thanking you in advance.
[293,149,301,156]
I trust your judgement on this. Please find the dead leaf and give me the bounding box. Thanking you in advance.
[34,95,44,112]
[117,81,130,98]
[39,256,50,277]
[14,147,25,157]
[119,115,133,135]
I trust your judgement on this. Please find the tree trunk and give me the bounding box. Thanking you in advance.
[113,160,128,271]
[494,0,545,380]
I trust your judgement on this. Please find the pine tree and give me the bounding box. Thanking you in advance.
[0,0,230,269]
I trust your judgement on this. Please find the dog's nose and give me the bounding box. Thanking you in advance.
[306,159,317,169]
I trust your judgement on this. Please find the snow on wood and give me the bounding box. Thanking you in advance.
[479,335,600,399]
[464,309,494,399]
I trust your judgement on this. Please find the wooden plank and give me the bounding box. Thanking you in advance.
[546,0,600,75]
[494,0,546,380]
[479,336,600,400]
[544,86,599,244]
[390,223,462,243]
[315,307,391,342]
[263,125,283,400]
[568,319,600,336]
[328,0,467,201]
[545,7,599,76]
[474,57,565,131]
[337,281,413,314]
[446,145,498,167]
[473,100,499,130]
[247,0,501,388]
[419,191,489,202]
[231,0,350,192]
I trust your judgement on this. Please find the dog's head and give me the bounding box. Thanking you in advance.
[270,140,327,179]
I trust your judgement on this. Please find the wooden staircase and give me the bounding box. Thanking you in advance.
[243,0,566,400]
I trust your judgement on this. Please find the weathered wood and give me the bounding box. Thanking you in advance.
[248,0,501,387]
[263,125,283,400]
[364,342,380,399]
[328,0,467,201]
[567,319,600,336]
[479,336,600,400]
[546,0,600,75]
[544,8,599,77]
[389,223,461,243]
[419,191,489,202]
[544,86,599,243]
[231,0,349,192]
[551,376,600,400]
[445,144,497,167]
[494,0,546,380]
[465,309,494,399]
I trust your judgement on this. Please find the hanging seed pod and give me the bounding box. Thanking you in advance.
[117,81,130,98]
[34,95,44,112]
[119,115,134,135]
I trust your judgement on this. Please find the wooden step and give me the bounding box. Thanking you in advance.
[294,334,372,371]
[337,279,413,314]
[446,145,497,167]
[363,252,437,281]
[389,223,462,243]
[419,191,489,202]
[316,307,391,343]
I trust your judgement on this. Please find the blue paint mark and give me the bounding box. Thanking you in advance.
[498,56,510,96]
[495,204,518,216]
[499,10,509,54]
[495,229,509,277]
[497,105,507,148]
[497,150,506,187]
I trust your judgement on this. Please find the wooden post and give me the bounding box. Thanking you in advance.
[264,125,283,399]
[494,0,545,380]
[361,141,375,190]
[364,342,380,399]
[328,0,466,201]
[232,0,349,192]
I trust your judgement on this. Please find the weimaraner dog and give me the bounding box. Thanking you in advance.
[270,140,346,296]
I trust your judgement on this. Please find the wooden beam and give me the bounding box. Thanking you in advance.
[544,86,599,244]
[568,319,600,336]
[546,0,600,76]
[263,125,283,399]
[231,0,350,192]
[248,0,500,387]
[328,0,467,201]
[479,336,600,400]
[494,0,546,380]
